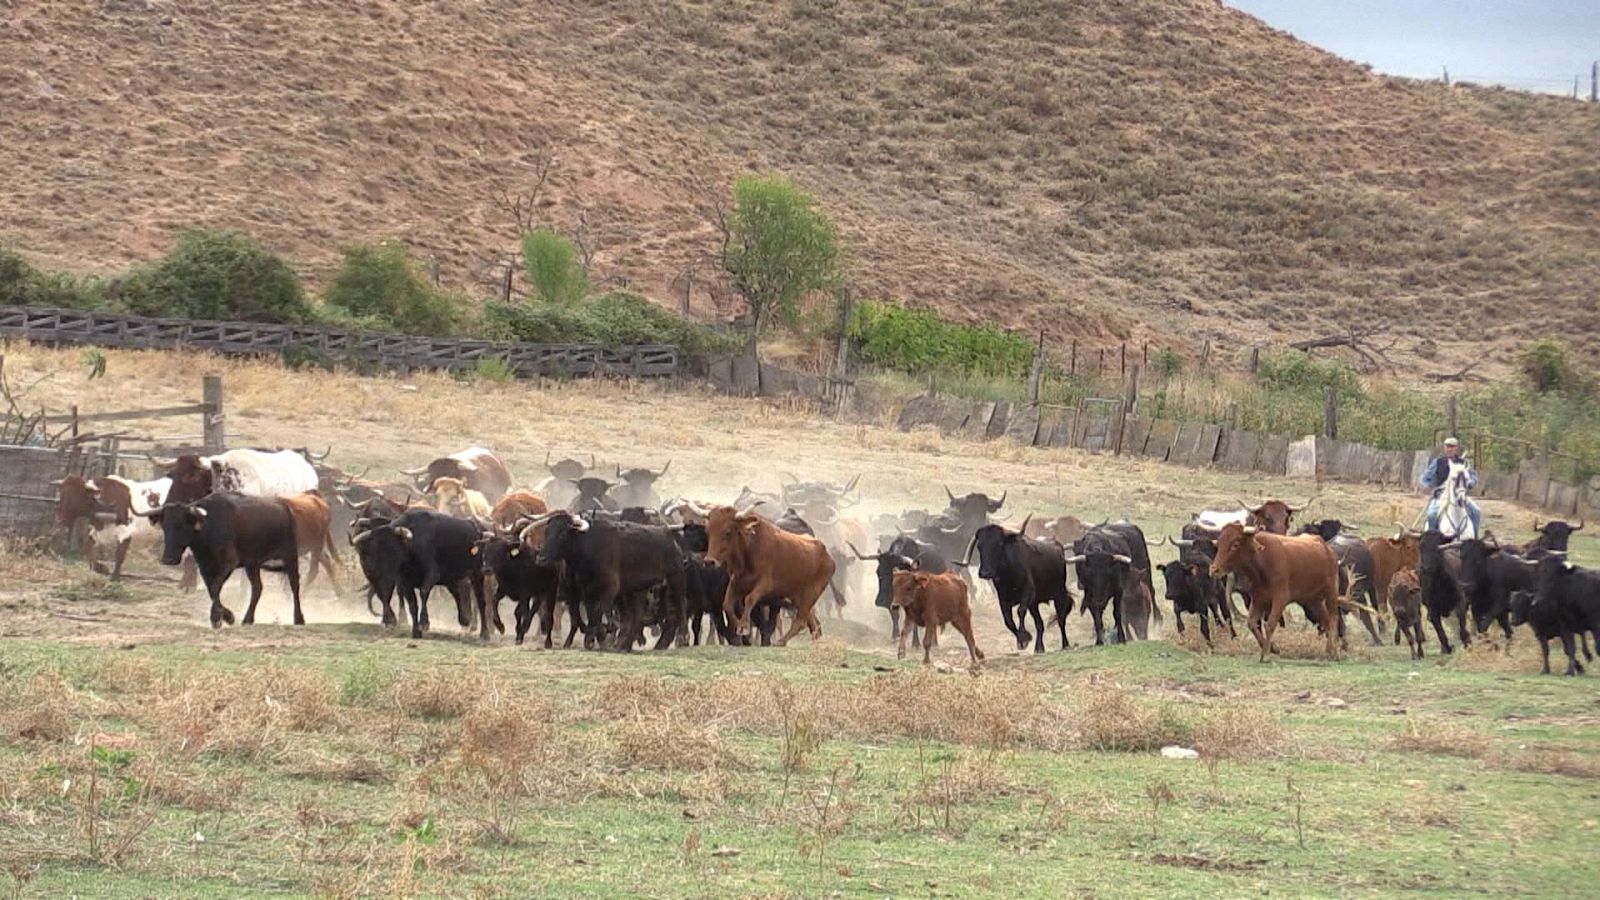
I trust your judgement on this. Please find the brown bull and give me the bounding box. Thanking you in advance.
[490,490,548,530]
[705,506,835,646]
[1364,531,1420,614]
[1209,522,1340,661]
[1238,497,1311,535]
[281,491,340,588]
[891,569,983,668]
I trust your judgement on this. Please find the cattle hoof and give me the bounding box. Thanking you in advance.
[293,615,306,626]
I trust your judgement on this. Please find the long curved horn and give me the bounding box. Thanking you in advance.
[813,508,840,527]
[616,464,624,480]
[656,459,671,479]
[1016,513,1033,534]
[147,452,178,468]
[1169,537,1195,548]
[1237,497,1263,512]
[945,485,957,505]
[988,490,1007,512]
[846,542,884,562]
[1111,554,1133,564]
[335,493,360,510]
[311,445,332,463]
[588,454,596,470]
[1574,520,1585,532]
[1064,554,1086,564]
[939,519,964,534]
[400,465,428,477]
[572,514,591,532]
[1241,526,1259,535]
[1147,535,1170,547]
[843,473,861,494]
[352,530,375,547]
[1286,497,1314,512]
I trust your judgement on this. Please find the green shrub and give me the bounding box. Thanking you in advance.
[521,229,590,306]
[481,292,738,357]
[121,227,310,322]
[723,173,844,343]
[471,356,516,383]
[848,300,1032,378]
[0,247,108,309]
[1255,350,1361,399]
[1153,348,1184,379]
[1519,339,1580,394]
[322,241,459,335]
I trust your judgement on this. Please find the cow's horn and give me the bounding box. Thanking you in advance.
[399,465,427,476]
[588,453,597,469]
[988,490,1007,512]
[352,530,374,547]
[1111,553,1133,564]
[956,531,979,568]
[655,459,671,479]
[1237,497,1263,512]
[1064,554,1086,564]
[846,542,883,562]
[1573,520,1585,532]
[394,526,412,542]
[310,445,331,462]
[147,452,178,467]
[1148,535,1170,547]
[843,473,861,494]
[335,493,359,510]
[1286,497,1313,512]
[939,519,964,533]
[572,515,591,532]
[1533,518,1544,532]
[1017,513,1033,534]
[1241,526,1258,535]
[944,485,957,504]
[191,506,208,520]
[1170,537,1195,548]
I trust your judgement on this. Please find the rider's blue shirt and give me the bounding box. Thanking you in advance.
[1420,454,1477,495]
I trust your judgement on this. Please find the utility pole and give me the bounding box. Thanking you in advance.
[1592,61,1598,102]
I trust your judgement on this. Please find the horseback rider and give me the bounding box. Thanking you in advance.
[1420,437,1481,536]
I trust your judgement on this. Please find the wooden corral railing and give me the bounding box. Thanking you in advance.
[0,306,680,379]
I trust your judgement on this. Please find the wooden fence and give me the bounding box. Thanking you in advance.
[0,306,679,379]
[0,444,116,538]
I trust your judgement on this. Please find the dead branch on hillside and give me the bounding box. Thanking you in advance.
[1290,327,1397,373]
[493,148,555,237]
[571,209,597,275]
[1423,363,1489,384]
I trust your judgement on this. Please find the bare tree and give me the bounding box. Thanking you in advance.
[492,148,554,238]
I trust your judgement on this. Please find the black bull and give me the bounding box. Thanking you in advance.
[534,512,686,651]
[1069,523,1157,645]
[351,508,491,640]
[960,522,1072,653]
[151,492,302,629]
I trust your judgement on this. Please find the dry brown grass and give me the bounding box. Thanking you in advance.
[392,666,482,720]
[137,662,340,762]
[1,672,78,743]
[1390,721,1493,760]
[610,711,728,772]
[1507,749,1600,781]
[1074,687,1189,753]
[1448,640,1546,675]
[1192,706,1284,761]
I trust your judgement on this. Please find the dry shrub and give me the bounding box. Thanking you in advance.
[912,751,1018,806]
[611,711,728,771]
[1075,687,1188,752]
[455,693,552,797]
[1389,721,1492,759]
[395,666,484,720]
[589,675,675,719]
[89,656,163,696]
[1508,749,1600,780]
[2,672,78,743]
[286,750,392,784]
[132,760,240,812]
[140,662,339,762]
[1193,705,1284,760]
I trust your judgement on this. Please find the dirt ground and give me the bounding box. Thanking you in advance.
[3,342,1589,655]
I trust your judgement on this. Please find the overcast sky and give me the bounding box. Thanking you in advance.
[1227,1,1597,94]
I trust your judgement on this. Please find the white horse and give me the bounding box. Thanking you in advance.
[1433,459,1477,540]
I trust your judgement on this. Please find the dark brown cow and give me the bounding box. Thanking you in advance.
[490,491,549,530]
[52,474,96,548]
[150,493,303,628]
[1365,532,1421,617]
[704,506,835,645]
[1238,497,1311,535]
[1209,522,1341,661]
[400,447,513,503]
[890,569,983,667]
[1388,568,1425,659]
[281,490,339,588]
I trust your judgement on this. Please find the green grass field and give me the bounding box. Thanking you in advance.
[4,597,1598,899]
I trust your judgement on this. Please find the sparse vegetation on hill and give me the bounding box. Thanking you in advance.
[3,0,1596,377]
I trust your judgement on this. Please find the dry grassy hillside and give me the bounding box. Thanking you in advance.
[4,0,1597,374]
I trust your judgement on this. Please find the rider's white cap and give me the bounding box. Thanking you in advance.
[1443,437,1459,447]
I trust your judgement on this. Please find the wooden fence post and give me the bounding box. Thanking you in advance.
[1027,329,1045,404]
[1069,340,1077,376]
[1323,386,1338,439]
[1097,348,1104,377]
[1120,342,1126,376]
[1445,394,1457,439]
[1124,365,1140,418]
[202,375,225,450]
[1248,347,1260,374]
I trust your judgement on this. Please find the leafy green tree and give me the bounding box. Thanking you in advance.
[322,241,458,335]
[720,174,844,353]
[521,229,590,306]
[122,228,310,322]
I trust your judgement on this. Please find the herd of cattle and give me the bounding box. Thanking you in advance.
[45,445,1600,674]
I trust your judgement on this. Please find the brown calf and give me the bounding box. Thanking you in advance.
[1209,523,1341,661]
[705,506,835,646]
[490,490,548,530]
[1388,568,1425,659]
[891,569,983,667]
[281,491,339,588]
[1364,533,1420,615]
